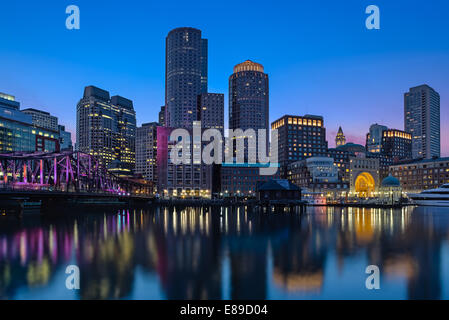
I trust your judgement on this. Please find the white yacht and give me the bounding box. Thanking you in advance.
[408,184,449,206]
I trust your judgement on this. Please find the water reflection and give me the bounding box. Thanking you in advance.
[0,205,448,299]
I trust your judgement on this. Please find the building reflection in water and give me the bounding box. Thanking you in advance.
[0,205,448,299]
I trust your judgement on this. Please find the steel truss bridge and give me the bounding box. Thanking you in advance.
[0,151,153,200]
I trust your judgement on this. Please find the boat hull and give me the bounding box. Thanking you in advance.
[412,200,449,207]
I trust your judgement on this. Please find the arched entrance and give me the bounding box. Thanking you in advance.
[355,172,375,197]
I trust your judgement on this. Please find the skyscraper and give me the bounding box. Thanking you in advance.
[229,60,269,160]
[335,126,346,147]
[76,86,136,175]
[381,129,412,161]
[366,123,388,153]
[272,115,328,174]
[158,106,165,126]
[404,84,440,159]
[165,27,207,129]
[198,93,224,135]
[136,122,158,183]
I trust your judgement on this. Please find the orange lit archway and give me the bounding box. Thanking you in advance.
[355,172,375,197]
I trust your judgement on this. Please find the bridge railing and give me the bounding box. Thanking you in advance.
[0,151,153,197]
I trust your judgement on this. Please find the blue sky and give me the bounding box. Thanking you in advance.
[1,0,448,153]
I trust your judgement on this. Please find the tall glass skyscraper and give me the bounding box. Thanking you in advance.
[76,86,136,176]
[404,84,440,159]
[165,27,207,129]
[229,60,269,160]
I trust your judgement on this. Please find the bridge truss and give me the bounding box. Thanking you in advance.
[0,151,152,197]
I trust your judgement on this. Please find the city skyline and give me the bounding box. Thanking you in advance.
[1,0,448,154]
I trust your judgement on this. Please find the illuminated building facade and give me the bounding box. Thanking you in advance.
[327,147,351,183]
[272,114,328,176]
[165,27,208,129]
[221,166,280,197]
[335,126,346,147]
[156,125,214,198]
[229,60,269,160]
[349,155,380,197]
[136,122,158,184]
[76,86,136,176]
[22,108,58,132]
[389,157,449,192]
[404,84,440,159]
[287,157,348,196]
[366,123,388,153]
[0,93,60,153]
[381,129,412,161]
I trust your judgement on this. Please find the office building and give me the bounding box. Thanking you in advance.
[22,108,58,132]
[0,92,20,110]
[404,84,440,159]
[136,122,158,183]
[287,157,348,195]
[58,125,72,151]
[0,93,59,153]
[221,166,280,197]
[390,157,449,192]
[229,60,269,160]
[366,123,388,153]
[76,86,136,175]
[381,129,412,161]
[159,106,165,127]
[156,125,215,198]
[165,27,207,128]
[272,115,328,175]
[198,93,224,135]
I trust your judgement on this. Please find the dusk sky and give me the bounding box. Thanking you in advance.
[1,0,448,154]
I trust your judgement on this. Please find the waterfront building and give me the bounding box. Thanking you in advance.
[272,114,328,177]
[335,126,346,147]
[366,123,388,153]
[22,108,58,132]
[156,125,217,198]
[256,179,301,201]
[165,27,207,129]
[366,151,393,181]
[76,86,136,176]
[220,165,280,197]
[158,106,165,127]
[58,125,72,151]
[327,147,351,183]
[381,129,412,161]
[404,84,440,159]
[379,174,403,204]
[136,122,158,184]
[0,93,60,153]
[287,157,348,196]
[229,60,269,161]
[349,155,380,197]
[389,157,449,192]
